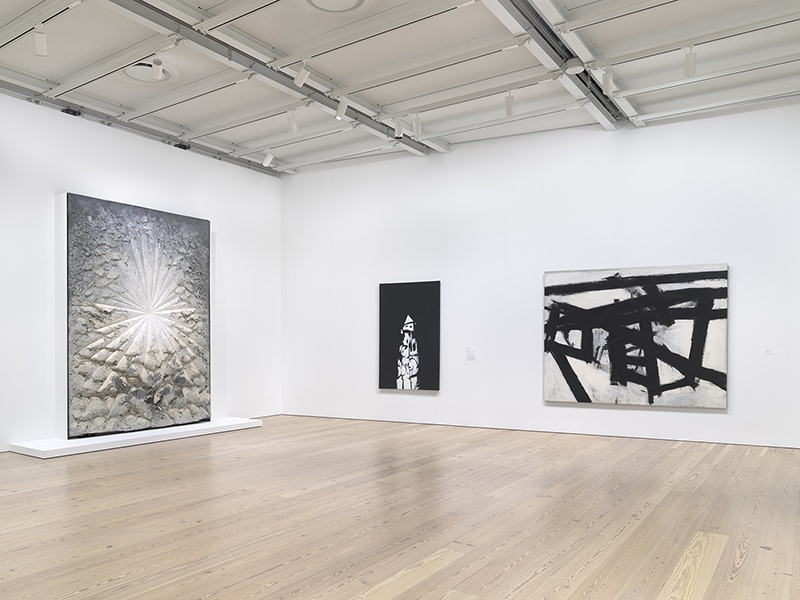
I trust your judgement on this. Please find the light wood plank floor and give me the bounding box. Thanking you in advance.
[1,416,799,599]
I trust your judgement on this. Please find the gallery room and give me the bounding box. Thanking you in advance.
[1,0,799,597]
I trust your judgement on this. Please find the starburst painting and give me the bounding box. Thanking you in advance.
[67,193,211,438]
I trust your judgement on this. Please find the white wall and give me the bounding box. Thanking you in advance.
[281,103,800,448]
[0,94,282,452]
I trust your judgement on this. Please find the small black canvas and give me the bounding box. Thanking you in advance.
[379,281,441,391]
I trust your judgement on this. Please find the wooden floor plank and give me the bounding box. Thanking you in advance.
[0,416,798,599]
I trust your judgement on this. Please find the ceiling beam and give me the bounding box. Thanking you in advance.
[0,0,83,50]
[101,0,432,157]
[272,140,400,173]
[184,99,310,141]
[331,35,529,98]
[555,0,681,34]
[43,35,177,99]
[269,0,478,70]
[488,0,625,129]
[194,0,284,33]
[630,86,800,124]
[590,13,800,69]
[614,54,800,100]
[0,77,280,177]
[419,99,586,139]
[380,71,558,119]
[119,70,252,121]
[230,121,359,157]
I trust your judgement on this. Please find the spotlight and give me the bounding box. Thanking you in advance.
[394,119,403,139]
[262,151,274,167]
[563,58,585,75]
[413,113,422,138]
[34,28,47,57]
[505,90,515,117]
[151,57,164,81]
[602,71,613,96]
[293,62,310,87]
[287,110,298,134]
[684,46,696,78]
[335,97,348,120]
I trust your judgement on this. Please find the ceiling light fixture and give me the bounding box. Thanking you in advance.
[684,46,696,78]
[602,71,613,95]
[262,151,274,167]
[34,27,47,57]
[293,62,310,87]
[151,57,164,81]
[287,110,298,133]
[563,58,585,75]
[307,0,366,13]
[394,119,403,138]
[505,90,515,117]
[335,97,348,120]
[413,113,422,138]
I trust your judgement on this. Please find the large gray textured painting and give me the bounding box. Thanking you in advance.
[67,193,211,438]
[544,264,728,408]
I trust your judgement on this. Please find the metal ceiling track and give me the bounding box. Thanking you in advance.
[103,0,432,158]
[494,0,627,126]
[0,77,280,177]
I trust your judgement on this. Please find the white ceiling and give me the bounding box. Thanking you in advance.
[1,0,798,176]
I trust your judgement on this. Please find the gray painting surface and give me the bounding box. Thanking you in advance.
[67,194,210,437]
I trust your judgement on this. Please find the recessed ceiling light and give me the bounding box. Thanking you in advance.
[307,0,366,13]
[124,62,173,83]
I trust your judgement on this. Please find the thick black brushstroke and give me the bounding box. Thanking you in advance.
[550,349,593,403]
[544,270,727,405]
[544,269,728,296]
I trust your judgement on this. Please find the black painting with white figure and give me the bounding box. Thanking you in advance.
[67,193,211,438]
[379,281,440,391]
[544,265,728,408]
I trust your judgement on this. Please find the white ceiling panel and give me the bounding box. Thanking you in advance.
[0,0,796,175]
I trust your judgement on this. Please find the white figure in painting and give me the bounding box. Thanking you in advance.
[396,315,419,389]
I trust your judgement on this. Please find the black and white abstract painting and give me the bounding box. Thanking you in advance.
[379,281,441,391]
[544,265,728,408]
[67,193,211,437]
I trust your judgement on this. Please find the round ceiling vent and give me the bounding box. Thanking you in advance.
[123,62,173,83]
[307,0,366,12]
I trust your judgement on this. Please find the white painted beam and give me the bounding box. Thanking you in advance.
[630,87,800,124]
[231,121,360,156]
[556,0,681,33]
[119,69,252,121]
[195,0,284,33]
[270,0,479,69]
[420,99,586,138]
[43,35,177,99]
[591,13,800,69]
[615,54,800,100]
[331,35,529,98]
[272,140,400,172]
[380,71,558,118]
[0,0,82,49]
[184,99,310,140]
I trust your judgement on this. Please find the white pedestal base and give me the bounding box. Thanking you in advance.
[9,417,262,459]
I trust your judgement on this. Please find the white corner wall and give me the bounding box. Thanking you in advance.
[281,103,800,448]
[0,94,282,452]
